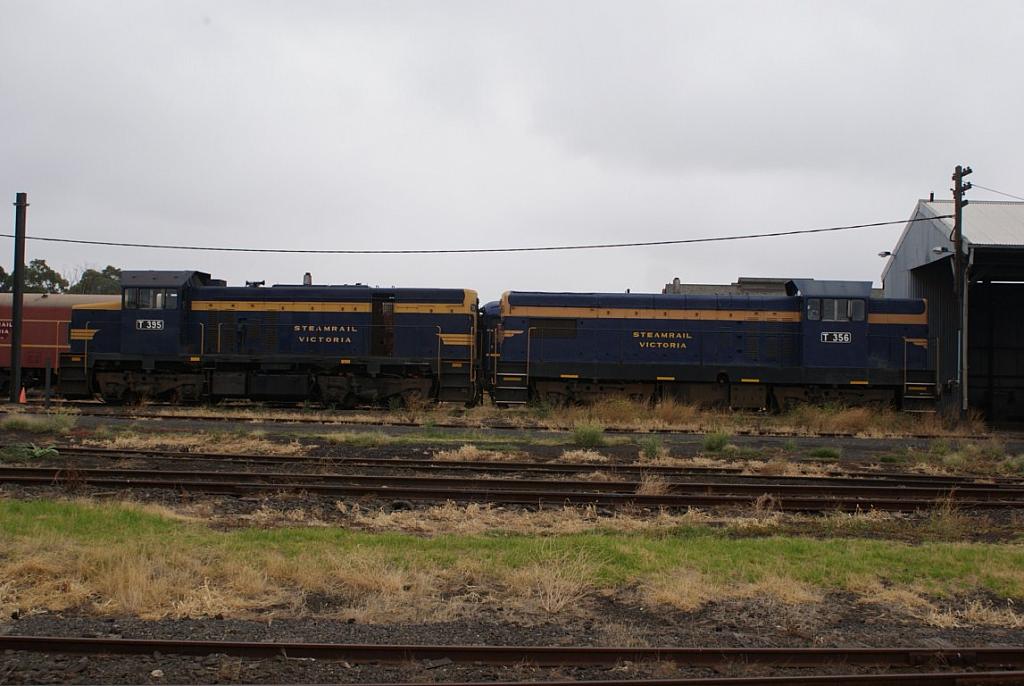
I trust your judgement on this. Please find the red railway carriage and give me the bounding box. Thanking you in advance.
[0,293,120,393]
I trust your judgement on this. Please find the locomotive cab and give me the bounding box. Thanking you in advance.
[118,271,219,361]
[786,279,871,371]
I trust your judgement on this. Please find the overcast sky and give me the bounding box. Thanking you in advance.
[2,1,1022,302]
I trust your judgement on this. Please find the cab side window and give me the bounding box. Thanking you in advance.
[807,299,821,321]
[850,299,865,322]
[124,288,179,310]
[818,298,865,322]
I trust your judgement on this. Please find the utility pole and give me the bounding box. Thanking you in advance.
[8,193,28,403]
[952,165,972,417]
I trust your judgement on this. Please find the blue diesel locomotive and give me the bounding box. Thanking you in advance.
[60,271,478,406]
[59,272,935,410]
[483,279,934,410]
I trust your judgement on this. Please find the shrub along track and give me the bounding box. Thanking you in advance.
[2,635,1024,685]
[3,447,1024,512]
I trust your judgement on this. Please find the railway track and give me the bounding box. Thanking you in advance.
[3,636,1024,685]
[3,464,1023,511]
[49,445,1024,488]
[3,463,1022,501]
[3,635,1023,667]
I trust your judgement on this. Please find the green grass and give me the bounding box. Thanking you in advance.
[0,413,77,435]
[807,446,842,460]
[572,422,606,448]
[702,432,731,452]
[0,444,59,463]
[3,499,1023,600]
[639,436,663,460]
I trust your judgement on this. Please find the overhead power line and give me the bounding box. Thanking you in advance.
[0,215,947,255]
[972,183,1024,202]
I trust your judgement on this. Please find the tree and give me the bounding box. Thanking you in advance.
[68,265,122,294]
[0,259,68,293]
[24,259,69,293]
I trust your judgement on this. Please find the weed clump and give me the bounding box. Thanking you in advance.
[807,446,842,460]
[572,422,606,448]
[0,443,59,463]
[639,436,665,461]
[635,474,671,496]
[702,432,731,453]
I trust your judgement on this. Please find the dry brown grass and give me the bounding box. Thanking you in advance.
[109,391,991,439]
[852,579,1024,629]
[642,569,821,612]
[577,470,616,482]
[83,430,306,455]
[433,444,520,462]
[558,449,609,464]
[0,535,475,623]
[635,474,671,496]
[742,457,837,478]
[775,405,985,438]
[529,398,986,437]
[503,551,595,614]
[347,500,711,536]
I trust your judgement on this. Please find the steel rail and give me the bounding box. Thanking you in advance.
[160,674,1024,685]
[48,445,1024,488]
[0,467,1018,511]
[1,464,1020,501]
[163,673,1024,685]
[6,403,1006,441]
[2,636,1023,668]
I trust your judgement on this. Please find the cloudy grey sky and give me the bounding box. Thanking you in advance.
[2,1,1022,302]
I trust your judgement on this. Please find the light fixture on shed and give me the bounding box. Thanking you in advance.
[878,251,892,258]
[932,246,952,255]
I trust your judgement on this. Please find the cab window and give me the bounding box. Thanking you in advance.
[125,287,179,310]
[850,299,865,322]
[807,299,821,321]
[819,298,864,322]
[822,298,838,321]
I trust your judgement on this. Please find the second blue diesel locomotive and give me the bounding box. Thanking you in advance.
[61,271,936,409]
[483,279,933,410]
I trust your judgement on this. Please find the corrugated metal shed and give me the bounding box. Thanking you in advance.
[882,198,1024,419]
[928,199,1024,247]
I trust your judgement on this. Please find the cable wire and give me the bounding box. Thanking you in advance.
[972,184,1024,202]
[0,215,947,255]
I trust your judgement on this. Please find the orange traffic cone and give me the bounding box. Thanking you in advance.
[18,387,26,404]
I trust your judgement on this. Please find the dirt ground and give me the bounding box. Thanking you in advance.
[4,594,1024,685]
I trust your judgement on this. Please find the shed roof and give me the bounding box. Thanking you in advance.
[921,199,1024,247]
[882,199,1024,282]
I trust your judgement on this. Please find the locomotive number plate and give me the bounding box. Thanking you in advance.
[136,319,165,331]
[820,331,851,344]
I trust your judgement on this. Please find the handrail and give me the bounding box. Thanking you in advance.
[435,325,442,392]
[526,326,534,392]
